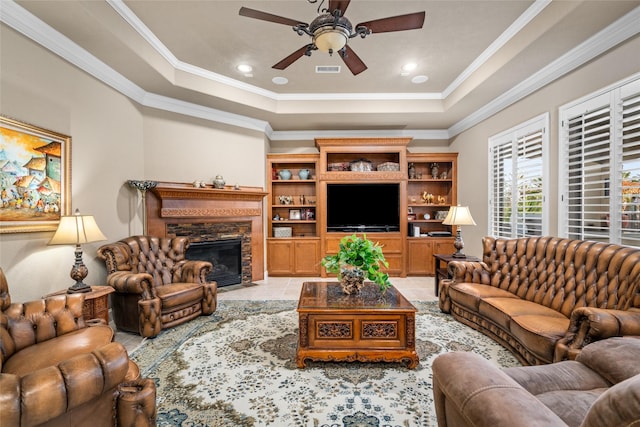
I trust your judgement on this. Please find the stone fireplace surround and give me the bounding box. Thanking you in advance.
[144,182,268,283]
[168,222,251,284]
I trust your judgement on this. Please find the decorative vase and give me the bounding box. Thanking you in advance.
[298,169,310,180]
[213,175,225,189]
[431,163,439,179]
[278,169,291,180]
[339,266,365,295]
[408,162,416,179]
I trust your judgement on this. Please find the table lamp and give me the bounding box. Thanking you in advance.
[443,205,476,258]
[49,209,107,293]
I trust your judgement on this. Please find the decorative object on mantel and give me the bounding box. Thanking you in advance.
[213,175,226,189]
[443,205,477,258]
[48,209,107,293]
[128,180,158,234]
[321,234,391,295]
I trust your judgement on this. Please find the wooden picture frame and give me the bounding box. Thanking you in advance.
[0,116,71,233]
[289,209,301,220]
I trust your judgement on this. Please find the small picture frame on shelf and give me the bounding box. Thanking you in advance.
[289,209,301,220]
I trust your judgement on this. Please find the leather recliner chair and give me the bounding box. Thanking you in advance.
[0,268,156,426]
[97,235,217,338]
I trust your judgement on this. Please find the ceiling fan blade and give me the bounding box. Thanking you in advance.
[340,45,367,75]
[356,11,426,33]
[239,7,305,27]
[328,0,351,16]
[272,45,311,70]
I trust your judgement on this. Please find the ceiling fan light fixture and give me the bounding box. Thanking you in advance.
[314,27,349,53]
[310,13,352,54]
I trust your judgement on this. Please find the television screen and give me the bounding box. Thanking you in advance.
[326,183,400,232]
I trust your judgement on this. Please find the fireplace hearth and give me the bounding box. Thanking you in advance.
[186,239,242,287]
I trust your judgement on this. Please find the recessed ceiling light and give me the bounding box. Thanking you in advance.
[237,64,253,73]
[402,62,417,72]
[272,76,288,85]
[411,75,429,84]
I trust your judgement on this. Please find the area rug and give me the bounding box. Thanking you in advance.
[131,300,520,426]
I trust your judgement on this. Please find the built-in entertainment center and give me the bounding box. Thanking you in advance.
[266,138,458,276]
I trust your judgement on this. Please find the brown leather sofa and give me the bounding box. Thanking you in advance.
[0,268,156,426]
[439,236,640,365]
[97,235,217,338]
[432,336,640,427]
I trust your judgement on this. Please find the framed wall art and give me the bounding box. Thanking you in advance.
[0,116,71,233]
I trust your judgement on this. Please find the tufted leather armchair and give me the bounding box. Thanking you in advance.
[97,235,217,338]
[0,268,156,426]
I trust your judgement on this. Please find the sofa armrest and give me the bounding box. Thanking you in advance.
[106,271,157,299]
[554,307,640,362]
[117,378,157,427]
[432,352,566,427]
[0,342,129,426]
[175,260,213,284]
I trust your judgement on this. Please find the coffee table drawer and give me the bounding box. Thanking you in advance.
[307,314,407,349]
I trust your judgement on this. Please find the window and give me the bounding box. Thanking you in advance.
[559,75,640,247]
[489,114,549,238]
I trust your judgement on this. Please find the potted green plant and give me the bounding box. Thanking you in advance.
[321,234,392,294]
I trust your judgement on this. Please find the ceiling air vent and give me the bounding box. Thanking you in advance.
[316,65,341,74]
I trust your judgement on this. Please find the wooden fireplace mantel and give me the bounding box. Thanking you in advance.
[145,181,268,281]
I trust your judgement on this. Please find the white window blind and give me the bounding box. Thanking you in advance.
[489,114,548,238]
[560,75,640,247]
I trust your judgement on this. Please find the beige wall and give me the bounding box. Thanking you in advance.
[451,35,640,258]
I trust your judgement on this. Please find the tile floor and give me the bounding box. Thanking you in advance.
[114,276,438,352]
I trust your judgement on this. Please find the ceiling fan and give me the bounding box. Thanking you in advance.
[239,0,426,75]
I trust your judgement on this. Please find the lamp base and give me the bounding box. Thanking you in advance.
[451,252,467,258]
[67,282,92,294]
[451,229,466,258]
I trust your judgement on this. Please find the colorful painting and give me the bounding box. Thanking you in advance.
[0,116,71,233]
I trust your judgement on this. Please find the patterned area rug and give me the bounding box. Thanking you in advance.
[131,300,520,426]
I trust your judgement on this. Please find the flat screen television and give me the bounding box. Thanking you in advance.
[326,183,400,232]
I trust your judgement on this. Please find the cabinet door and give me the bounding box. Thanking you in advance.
[433,239,456,258]
[407,239,434,275]
[294,240,320,275]
[267,240,294,275]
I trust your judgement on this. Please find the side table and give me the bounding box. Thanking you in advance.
[45,285,115,324]
[433,254,481,297]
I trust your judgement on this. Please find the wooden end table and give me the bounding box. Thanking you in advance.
[296,281,419,369]
[45,285,115,324]
[433,254,481,297]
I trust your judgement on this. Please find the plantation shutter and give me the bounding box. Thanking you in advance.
[565,102,611,241]
[560,76,640,246]
[621,88,640,247]
[489,114,547,238]
[490,139,513,238]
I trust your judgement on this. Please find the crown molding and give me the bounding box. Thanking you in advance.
[448,6,640,137]
[268,129,450,141]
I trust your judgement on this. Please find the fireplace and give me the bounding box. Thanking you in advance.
[186,239,242,287]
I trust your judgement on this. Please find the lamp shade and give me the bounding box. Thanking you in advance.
[49,209,107,245]
[442,205,476,226]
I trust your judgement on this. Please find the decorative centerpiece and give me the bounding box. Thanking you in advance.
[321,234,391,295]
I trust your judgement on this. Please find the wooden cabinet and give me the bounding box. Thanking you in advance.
[406,238,456,275]
[267,238,320,276]
[405,153,458,275]
[267,154,320,275]
[266,143,459,277]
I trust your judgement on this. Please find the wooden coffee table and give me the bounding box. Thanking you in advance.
[296,281,419,369]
